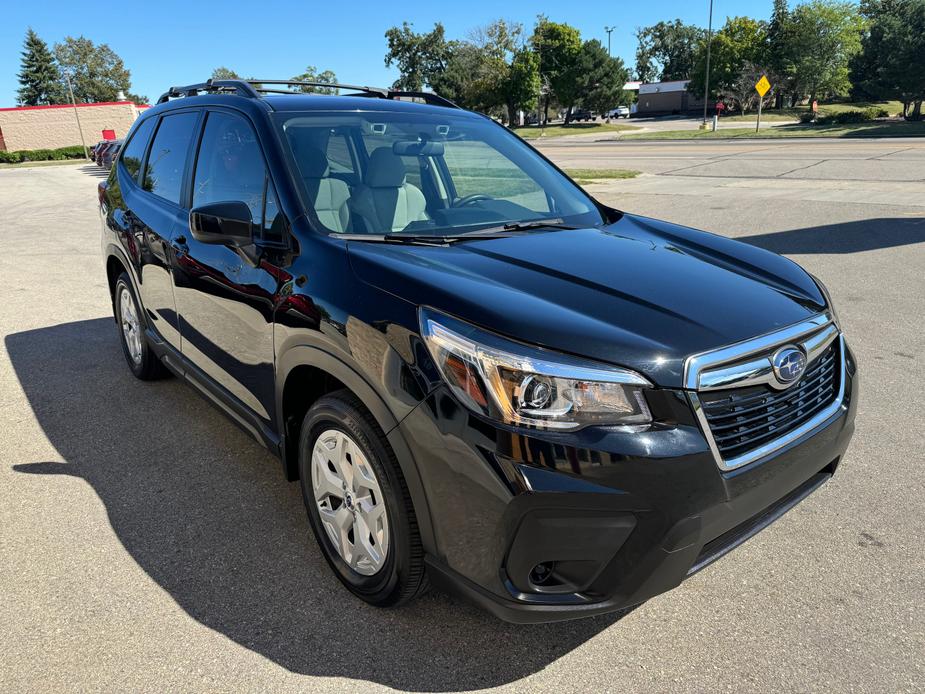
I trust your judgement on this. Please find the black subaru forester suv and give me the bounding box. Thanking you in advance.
[99,79,857,622]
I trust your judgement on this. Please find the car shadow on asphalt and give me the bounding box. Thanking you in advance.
[6,317,626,691]
[739,217,925,254]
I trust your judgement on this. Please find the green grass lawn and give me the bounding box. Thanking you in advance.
[623,119,925,140]
[719,112,799,122]
[563,168,641,184]
[513,122,640,139]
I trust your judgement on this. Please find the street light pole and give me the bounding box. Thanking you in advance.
[702,0,714,125]
[605,26,615,57]
[63,71,89,161]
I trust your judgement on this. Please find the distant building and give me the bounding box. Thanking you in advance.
[636,80,705,117]
[0,101,149,151]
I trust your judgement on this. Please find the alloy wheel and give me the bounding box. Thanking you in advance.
[311,429,389,575]
[119,286,143,365]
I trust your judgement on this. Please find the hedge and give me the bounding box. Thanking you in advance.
[0,145,88,164]
[799,107,890,126]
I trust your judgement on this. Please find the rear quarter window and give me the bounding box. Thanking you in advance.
[119,117,157,182]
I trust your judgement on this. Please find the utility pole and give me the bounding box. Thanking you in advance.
[701,0,714,126]
[63,70,89,161]
[605,26,615,57]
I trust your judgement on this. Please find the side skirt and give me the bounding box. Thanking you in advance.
[145,328,283,459]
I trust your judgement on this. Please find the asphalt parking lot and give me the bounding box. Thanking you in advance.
[1,147,923,692]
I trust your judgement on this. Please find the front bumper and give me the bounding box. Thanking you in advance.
[398,343,858,623]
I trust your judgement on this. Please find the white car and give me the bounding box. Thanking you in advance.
[607,106,631,119]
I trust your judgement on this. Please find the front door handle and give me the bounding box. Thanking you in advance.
[171,235,189,255]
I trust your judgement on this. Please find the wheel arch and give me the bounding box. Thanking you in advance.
[104,245,138,313]
[277,345,436,553]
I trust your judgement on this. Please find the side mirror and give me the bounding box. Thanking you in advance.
[189,201,254,246]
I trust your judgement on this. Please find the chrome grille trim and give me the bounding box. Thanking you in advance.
[698,323,838,392]
[683,313,833,390]
[684,313,847,472]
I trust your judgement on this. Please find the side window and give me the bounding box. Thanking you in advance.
[143,112,199,205]
[192,111,266,224]
[120,117,156,182]
[442,140,550,213]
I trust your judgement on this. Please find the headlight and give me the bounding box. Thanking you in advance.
[419,309,653,430]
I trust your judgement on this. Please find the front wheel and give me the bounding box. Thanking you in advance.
[299,390,427,607]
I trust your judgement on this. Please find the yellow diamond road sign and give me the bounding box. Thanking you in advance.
[755,75,771,97]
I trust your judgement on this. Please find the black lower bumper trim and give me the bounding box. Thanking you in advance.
[687,470,832,577]
[424,555,640,624]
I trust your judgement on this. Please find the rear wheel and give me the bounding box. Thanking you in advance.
[299,390,427,606]
[113,272,168,380]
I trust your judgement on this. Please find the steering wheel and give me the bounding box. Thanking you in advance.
[452,194,494,208]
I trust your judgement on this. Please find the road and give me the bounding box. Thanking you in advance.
[1,152,923,693]
[538,136,925,181]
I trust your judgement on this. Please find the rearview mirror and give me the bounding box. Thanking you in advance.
[393,140,445,157]
[189,201,253,246]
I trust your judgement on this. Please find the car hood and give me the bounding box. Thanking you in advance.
[347,214,826,387]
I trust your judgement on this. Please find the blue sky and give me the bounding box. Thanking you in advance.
[2,0,778,106]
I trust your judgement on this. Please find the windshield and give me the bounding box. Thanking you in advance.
[276,110,606,236]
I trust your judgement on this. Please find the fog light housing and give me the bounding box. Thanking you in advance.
[529,562,556,586]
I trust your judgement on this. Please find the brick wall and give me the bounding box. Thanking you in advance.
[0,102,147,151]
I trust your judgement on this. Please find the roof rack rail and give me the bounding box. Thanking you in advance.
[246,80,459,109]
[156,79,261,104]
[386,90,459,109]
[156,78,459,109]
[246,79,390,98]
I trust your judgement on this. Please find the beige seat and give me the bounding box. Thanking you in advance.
[351,148,427,233]
[296,145,351,233]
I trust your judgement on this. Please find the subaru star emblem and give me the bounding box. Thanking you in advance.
[772,346,807,384]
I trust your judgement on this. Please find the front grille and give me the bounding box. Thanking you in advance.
[699,341,840,460]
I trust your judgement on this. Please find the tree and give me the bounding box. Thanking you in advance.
[54,36,133,103]
[125,91,149,105]
[689,17,769,108]
[783,0,864,102]
[384,22,451,90]
[465,20,539,125]
[531,18,582,123]
[573,40,630,119]
[429,42,487,109]
[211,66,241,80]
[291,66,338,94]
[767,0,791,106]
[635,20,705,83]
[851,0,925,119]
[723,62,774,114]
[17,29,64,106]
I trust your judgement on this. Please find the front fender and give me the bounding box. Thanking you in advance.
[275,344,437,555]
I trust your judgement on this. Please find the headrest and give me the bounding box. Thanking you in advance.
[298,145,330,178]
[366,148,407,188]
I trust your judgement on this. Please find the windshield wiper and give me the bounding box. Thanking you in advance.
[475,218,582,234]
[337,233,512,245]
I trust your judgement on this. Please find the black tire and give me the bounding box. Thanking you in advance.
[299,390,427,607]
[113,272,169,380]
